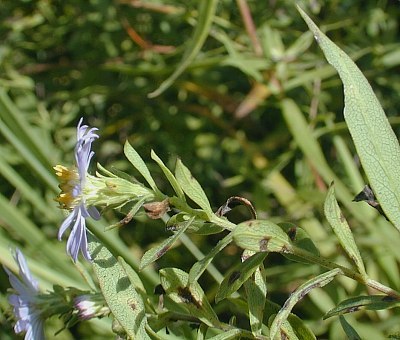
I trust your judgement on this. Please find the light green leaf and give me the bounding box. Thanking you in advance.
[175,158,213,217]
[298,6,400,232]
[279,222,320,264]
[324,184,367,277]
[215,252,267,303]
[148,0,218,98]
[124,141,158,192]
[140,216,195,270]
[87,233,150,339]
[206,329,241,340]
[160,267,221,328]
[324,295,400,319]
[189,233,233,284]
[232,219,291,253]
[151,149,185,199]
[269,268,341,340]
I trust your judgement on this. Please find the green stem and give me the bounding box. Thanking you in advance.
[292,246,400,299]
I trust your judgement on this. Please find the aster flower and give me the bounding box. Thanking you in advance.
[55,118,100,262]
[4,249,45,340]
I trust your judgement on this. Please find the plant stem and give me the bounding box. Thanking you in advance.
[291,246,400,299]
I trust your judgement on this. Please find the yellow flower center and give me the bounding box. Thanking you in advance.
[54,165,81,210]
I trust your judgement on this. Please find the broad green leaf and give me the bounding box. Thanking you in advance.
[243,250,267,336]
[151,149,185,199]
[87,233,150,339]
[324,295,400,319]
[232,219,292,253]
[124,141,158,192]
[118,257,146,298]
[189,233,233,284]
[175,158,213,217]
[269,268,341,340]
[339,316,362,340]
[324,184,367,277]
[216,252,267,303]
[148,0,217,97]
[140,216,195,270]
[298,6,400,232]
[160,267,221,328]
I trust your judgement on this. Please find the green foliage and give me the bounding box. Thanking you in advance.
[1,1,400,339]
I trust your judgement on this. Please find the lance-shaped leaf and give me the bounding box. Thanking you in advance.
[269,268,342,340]
[151,149,185,200]
[189,233,233,284]
[324,184,367,277]
[124,141,158,193]
[160,267,221,328]
[232,220,292,253]
[87,233,150,339]
[324,295,400,319]
[298,6,400,232]
[243,250,267,336]
[166,212,223,234]
[216,252,267,303]
[140,216,195,270]
[175,158,213,217]
[339,316,362,340]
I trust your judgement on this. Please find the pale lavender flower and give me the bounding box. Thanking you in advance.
[4,249,44,340]
[54,118,100,262]
[74,293,109,320]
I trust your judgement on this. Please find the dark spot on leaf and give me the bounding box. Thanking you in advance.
[347,306,360,313]
[287,227,297,241]
[177,287,202,308]
[339,212,346,223]
[127,298,136,311]
[228,271,241,285]
[154,284,165,295]
[247,221,254,227]
[259,237,270,252]
[382,295,397,302]
[157,245,170,259]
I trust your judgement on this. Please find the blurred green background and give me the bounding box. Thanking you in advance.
[1,0,400,338]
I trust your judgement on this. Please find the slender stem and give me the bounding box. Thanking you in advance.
[292,246,400,299]
[236,0,263,57]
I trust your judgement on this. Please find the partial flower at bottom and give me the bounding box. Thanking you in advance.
[54,118,100,262]
[3,249,45,340]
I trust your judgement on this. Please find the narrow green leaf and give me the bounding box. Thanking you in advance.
[216,252,267,303]
[87,233,150,339]
[160,267,221,328]
[206,329,241,340]
[232,219,292,253]
[298,6,400,232]
[151,149,185,199]
[175,158,213,217]
[324,184,367,277]
[243,250,267,336]
[189,233,233,284]
[140,216,195,270]
[339,316,362,340]
[148,0,218,98]
[124,141,158,192]
[269,268,341,340]
[324,295,400,319]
